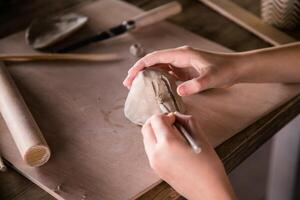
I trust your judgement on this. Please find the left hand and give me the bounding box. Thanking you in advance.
[123,46,241,96]
[141,112,236,200]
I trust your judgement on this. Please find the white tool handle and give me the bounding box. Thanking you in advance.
[133,1,182,28]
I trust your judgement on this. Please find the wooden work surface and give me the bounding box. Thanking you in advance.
[0,0,299,199]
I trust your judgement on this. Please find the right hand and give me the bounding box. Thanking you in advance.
[142,112,236,200]
[123,46,242,96]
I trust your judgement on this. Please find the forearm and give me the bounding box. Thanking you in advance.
[236,42,300,83]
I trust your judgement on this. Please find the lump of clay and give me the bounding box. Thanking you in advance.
[124,68,185,125]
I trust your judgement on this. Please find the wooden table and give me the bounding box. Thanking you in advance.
[0,0,299,199]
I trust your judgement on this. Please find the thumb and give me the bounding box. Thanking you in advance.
[149,113,176,142]
[177,76,211,96]
[173,112,194,135]
[173,112,192,125]
[164,113,177,125]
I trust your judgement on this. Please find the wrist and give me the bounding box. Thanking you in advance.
[233,52,260,83]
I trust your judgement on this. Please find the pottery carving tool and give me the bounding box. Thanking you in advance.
[0,62,50,167]
[159,102,202,154]
[0,53,120,62]
[58,1,182,52]
[152,80,201,154]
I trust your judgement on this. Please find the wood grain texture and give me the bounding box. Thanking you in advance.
[0,0,299,199]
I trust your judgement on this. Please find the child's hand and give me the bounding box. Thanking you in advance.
[123,46,241,96]
[141,112,236,200]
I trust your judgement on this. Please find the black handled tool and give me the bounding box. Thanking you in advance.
[58,1,182,52]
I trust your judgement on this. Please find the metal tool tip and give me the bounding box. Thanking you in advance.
[193,146,202,154]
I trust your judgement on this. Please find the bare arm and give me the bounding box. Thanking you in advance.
[238,42,300,83]
[142,113,236,200]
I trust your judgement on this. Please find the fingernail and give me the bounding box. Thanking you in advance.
[122,79,127,86]
[123,75,131,85]
[178,86,186,96]
[128,68,134,74]
[167,112,174,117]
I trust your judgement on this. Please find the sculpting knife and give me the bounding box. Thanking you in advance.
[159,102,202,154]
[58,1,182,52]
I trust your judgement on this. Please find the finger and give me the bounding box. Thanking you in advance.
[174,112,207,144]
[123,51,172,88]
[129,48,194,74]
[173,112,195,135]
[123,62,172,88]
[123,47,196,87]
[165,113,190,143]
[141,121,157,156]
[177,75,211,96]
[176,67,210,96]
[149,114,176,143]
[173,112,192,126]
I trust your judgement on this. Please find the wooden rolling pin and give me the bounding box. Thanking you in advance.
[0,62,50,167]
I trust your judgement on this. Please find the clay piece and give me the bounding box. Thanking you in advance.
[26,13,88,49]
[129,43,145,57]
[124,68,185,125]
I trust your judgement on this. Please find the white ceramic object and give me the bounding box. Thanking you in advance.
[26,13,88,49]
[261,0,300,29]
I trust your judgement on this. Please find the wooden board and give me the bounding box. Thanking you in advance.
[0,0,299,199]
[199,0,296,46]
